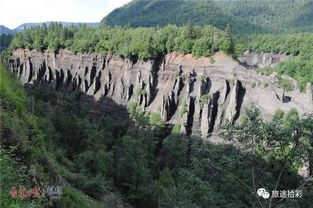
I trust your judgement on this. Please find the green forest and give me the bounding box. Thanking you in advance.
[1,2,313,206]
[1,61,313,207]
[5,22,313,91]
[238,33,313,91]
[8,23,235,58]
[103,0,313,34]
[0,34,12,51]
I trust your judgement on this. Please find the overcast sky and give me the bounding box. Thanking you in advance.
[0,0,132,29]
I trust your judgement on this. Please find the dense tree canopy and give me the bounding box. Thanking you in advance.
[0,34,12,51]
[103,0,313,34]
[9,23,234,59]
[7,23,313,91]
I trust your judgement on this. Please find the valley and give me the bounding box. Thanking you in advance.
[0,1,313,207]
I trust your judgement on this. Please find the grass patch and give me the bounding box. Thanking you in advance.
[278,77,293,91]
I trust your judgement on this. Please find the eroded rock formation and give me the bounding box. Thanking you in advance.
[237,50,288,68]
[8,49,313,137]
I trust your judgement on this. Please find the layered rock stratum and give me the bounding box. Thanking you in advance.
[8,49,313,137]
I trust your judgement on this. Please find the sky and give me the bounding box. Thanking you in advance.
[0,0,132,29]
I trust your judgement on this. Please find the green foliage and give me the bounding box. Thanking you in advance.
[171,124,181,135]
[272,109,284,121]
[160,135,187,172]
[219,25,234,54]
[55,188,102,208]
[127,101,138,118]
[0,64,25,111]
[9,23,233,59]
[221,106,313,207]
[241,33,313,91]
[0,65,119,207]
[192,37,212,57]
[103,0,313,34]
[158,168,174,188]
[199,94,211,109]
[0,65,44,159]
[238,114,249,125]
[0,147,44,208]
[0,34,12,51]
[283,108,299,127]
[278,77,293,91]
[149,112,165,129]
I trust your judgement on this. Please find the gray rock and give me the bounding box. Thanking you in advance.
[8,49,313,138]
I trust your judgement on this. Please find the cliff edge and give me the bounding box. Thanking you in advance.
[8,49,313,137]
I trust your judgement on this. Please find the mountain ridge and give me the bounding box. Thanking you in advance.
[0,25,13,35]
[103,0,313,33]
[0,21,99,35]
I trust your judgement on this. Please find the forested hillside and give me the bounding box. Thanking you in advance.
[0,34,12,51]
[0,64,110,208]
[0,25,13,35]
[6,23,313,90]
[9,23,234,59]
[13,22,99,33]
[103,0,313,34]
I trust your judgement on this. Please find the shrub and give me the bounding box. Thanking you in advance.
[56,188,101,208]
[149,112,165,128]
[283,108,299,127]
[136,87,147,96]
[199,94,211,109]
[127,102,138,118]
[278,77,293,91]
[171,124,181,135]
[272,109,284,121]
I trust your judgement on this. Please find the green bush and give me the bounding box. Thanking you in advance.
[272,109,284,121]
[149,112,165,128]
[56,188,102,208]
[9,23,234,60]
[199,94,211,109]
[278,77,293,91]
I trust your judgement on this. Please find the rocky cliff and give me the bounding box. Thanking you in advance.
[8,49,313,137]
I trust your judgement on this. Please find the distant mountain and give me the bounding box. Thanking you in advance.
[0,25,13,35]
[102,0,313,33]
[13,22,99,33]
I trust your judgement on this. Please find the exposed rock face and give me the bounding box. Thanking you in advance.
[237,50,288,68]
[8,49,313,137]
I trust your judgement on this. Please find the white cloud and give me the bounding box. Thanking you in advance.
[0,0,131,29]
